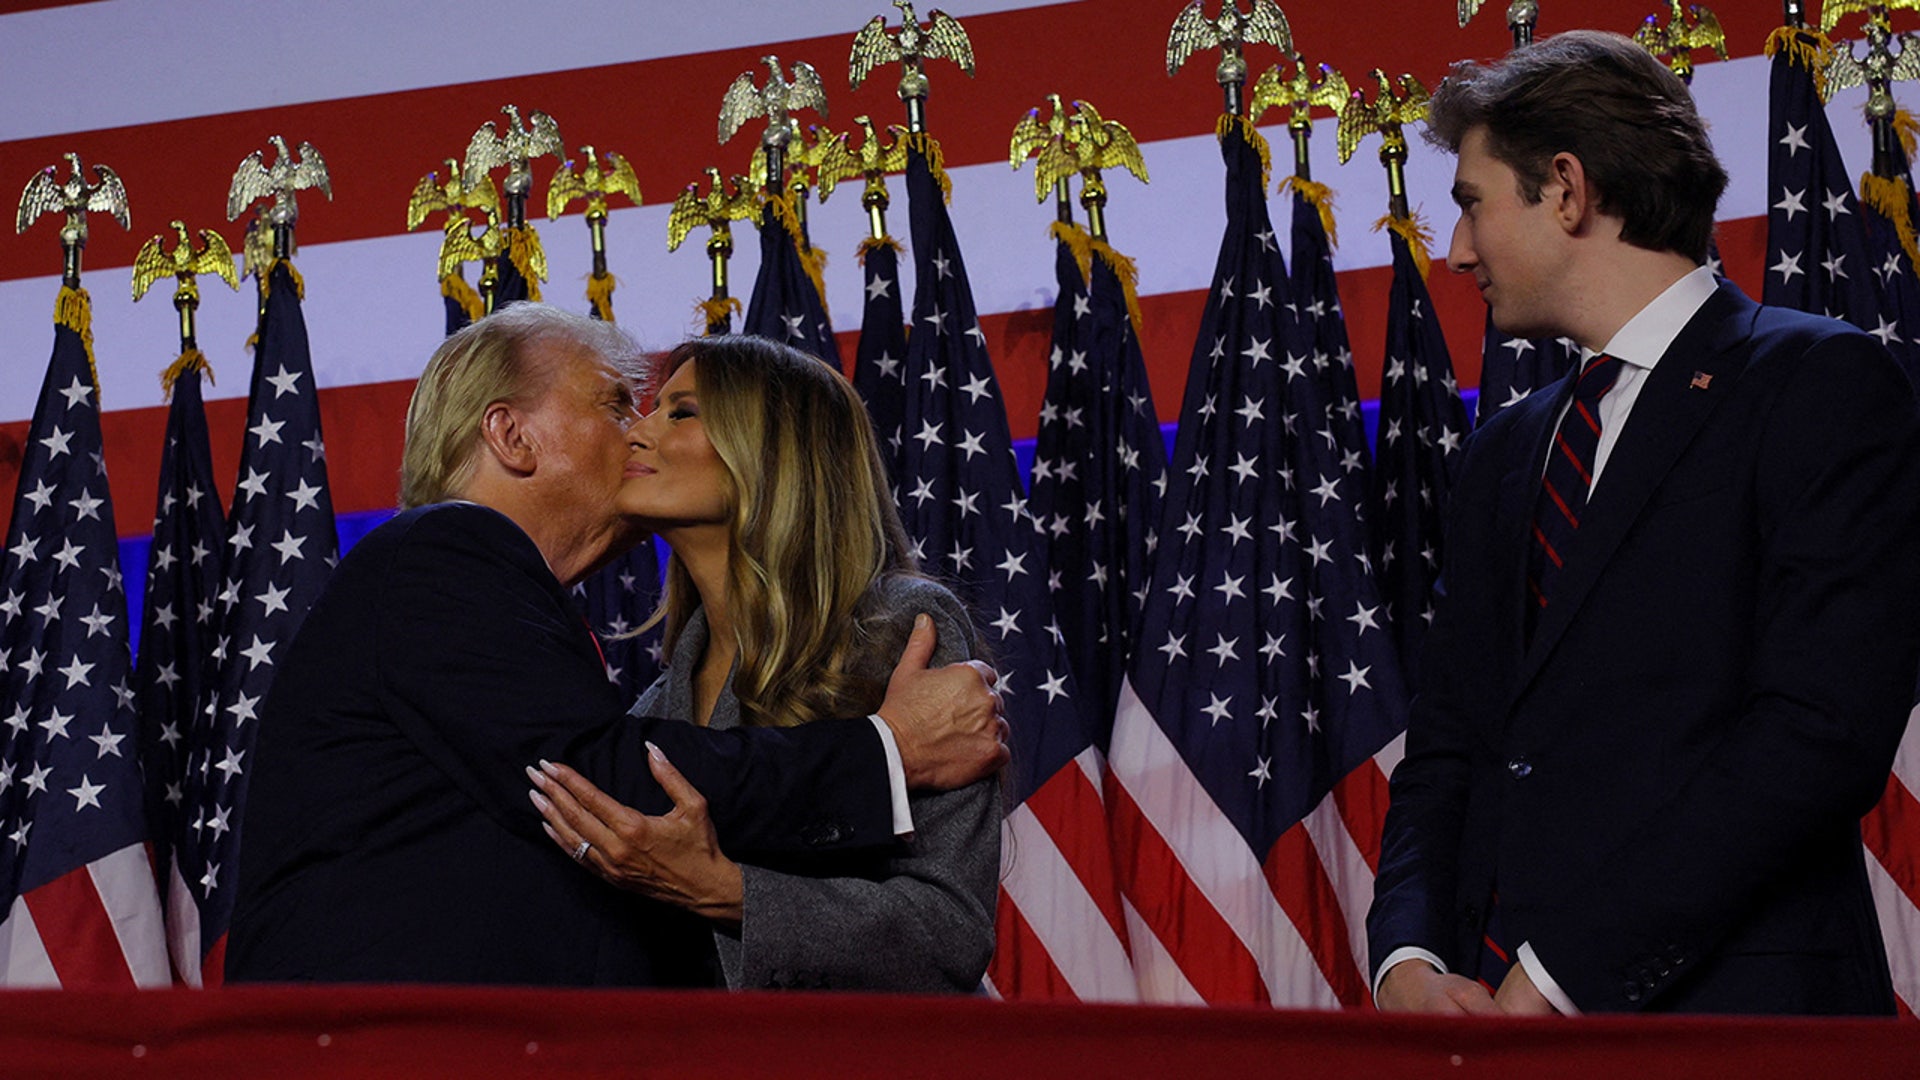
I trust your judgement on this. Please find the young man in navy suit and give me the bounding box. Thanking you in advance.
[1369,30,1920,1015]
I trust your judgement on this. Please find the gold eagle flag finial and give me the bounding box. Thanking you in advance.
[850,1,975,134]
[1457,0,1541,46]
[1825,2,1920,185]
[1016,98,1149,243]
[815,116,910,240]
[407,157,503,323]
[227,135,330,263]
[667,167,760,334]
[1010,94,1077,218]
[1250,53,1350,182]
[1166,0,1293,116]
[463,105,564,228]
[720,56,829,206]
[1338,70,1431,219]
[18,152,131,288]
[548,146,643,320]
[132,221,238,392]
[749,121,844,250]
[1631,0,1728,83]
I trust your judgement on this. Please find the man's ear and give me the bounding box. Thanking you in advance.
[478,400,539,477]
[1548,151,1592,235]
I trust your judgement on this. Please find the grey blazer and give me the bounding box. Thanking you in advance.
[630,574,1001,992]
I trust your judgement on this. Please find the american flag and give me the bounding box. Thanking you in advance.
[0,289,169,987]
[572,545,664,702]
[743,198,842,366]
[1370,230,1470,680]
[1285,185,1371,489]
[1762,28,1881,333]
[1474,318,1576,425]
[173,262,338,984]
[1026,228,1167,732]
[893,144,1135,1001]
[852,235,910,479]
[1107,121,1408,1006]
[132,357,226,976]
[1859,128,1920,387]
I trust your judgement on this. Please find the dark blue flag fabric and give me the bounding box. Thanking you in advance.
[1762,28,1881,332]
[1285,182,1372,488]
[494,226,543,308]
[1475,317,1576,424]
[572,549,664,702]
[853,236,910,479]
[896,141,1135,1001]
[1027,227,1166,731]
[134,355,226,958]
[0,289,169,986]
[1370,229,1470,678]
[1107,119,1407,1007]
[178,262,338,984]
[1859,125,1920,387]
[743,197,841,367]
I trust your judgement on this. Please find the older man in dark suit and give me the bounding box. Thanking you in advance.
[1368,31,1920,1015]
[227,304,1005,986]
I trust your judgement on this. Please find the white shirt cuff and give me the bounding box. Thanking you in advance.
[1516,942,1580,1015]
[1373,946,1449,1003]
[866,715,915,837]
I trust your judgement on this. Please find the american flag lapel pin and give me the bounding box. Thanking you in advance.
[1689,371,1713,390]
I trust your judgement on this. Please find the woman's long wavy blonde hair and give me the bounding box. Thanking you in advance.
[653,335,917,728]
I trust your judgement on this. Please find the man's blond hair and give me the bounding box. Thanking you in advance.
[399,303,640,508]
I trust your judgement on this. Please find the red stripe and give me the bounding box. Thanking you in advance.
[201,932,227,989]
[1024,764,1130,952]
[1542,477,1579,529]
[988,886,1076,1001]
[1330,760,1390,875]
[1553,432,1593,486]
[1262,823,1370,1007]
[1105,778,1269,1004]
[1531,524,1564,570]
[20,867,136,989]
[1573,399,1602,437]
[1862,771,1920,913]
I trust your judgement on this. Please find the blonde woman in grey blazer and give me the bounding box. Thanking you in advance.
[530,335,1000,992]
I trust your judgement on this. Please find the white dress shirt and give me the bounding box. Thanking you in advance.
[1374,266,1721,1013]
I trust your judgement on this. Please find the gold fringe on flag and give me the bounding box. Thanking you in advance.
[856,235,903,266]
[1048,219,1095,285]
[1373,211,1436,282]
[1862,171,1920,274]
[54,285,102,399]
[1765,26,1834,100]
[586,273,618,322]
[903,132,955,204]
[697,296,742,333]
[1281,175,1339,250]
[768,194,832,319]
[268,257,308,300]
[442,273,485,325]
[1217,114,1273,192]
[1896,108,1920,161]
[506,227,546,302]
[160,347,214,402]
[1091,237,1147,337]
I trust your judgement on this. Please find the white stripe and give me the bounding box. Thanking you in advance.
[0,0,1069,142]
[1865,842,1920,1012]
[1001,798,1139,1002]
[1891,702,1920,795]
[165,854,202,988]
[87,843,171,988]
[1121,898,1204,1005]
[1110,676,1339,1007]
[0,895,60,987]
[1303,793,1375,988]
[1373,730,1407,782]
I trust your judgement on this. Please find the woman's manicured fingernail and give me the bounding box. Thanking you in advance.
[529,789,551,812]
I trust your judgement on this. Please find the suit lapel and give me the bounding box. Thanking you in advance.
[1513,284,1759,692]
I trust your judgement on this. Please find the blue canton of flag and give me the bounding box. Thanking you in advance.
[572,543,664,702]
[178,262,338,984]
[1371,231,1469,679]
[1109,121,1408,1007]
[1858,127,1920,387]
[0,292,168,987]
[897,143,1135,1002]
[1285,184,1373,490]
[1763,29,1882,331]
[853,237,910,480]
[1027,228,1167,733]
[1475,316,1576,424]
[743,198,842,366]
[134,359,226,959]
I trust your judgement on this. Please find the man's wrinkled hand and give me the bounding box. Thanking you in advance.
[878,613,1009,790]
[1376,960,1502,1015]
[1494,958,1559,1016]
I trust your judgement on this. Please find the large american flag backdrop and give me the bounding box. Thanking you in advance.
[1,0,1916,1006]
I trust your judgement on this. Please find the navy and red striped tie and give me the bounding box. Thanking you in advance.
[1526,353,1623,640]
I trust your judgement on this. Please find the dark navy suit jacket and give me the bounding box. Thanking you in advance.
[1368,284,1920,1013]
[227,503,896,986]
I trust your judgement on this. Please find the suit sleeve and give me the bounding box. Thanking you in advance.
[1366,420,1514,979]
[1529,334,1920,1009]
[722,583,1002,991]
[373,506,896,860]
